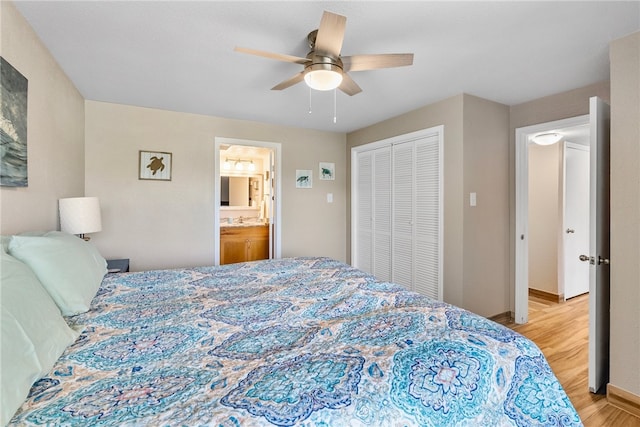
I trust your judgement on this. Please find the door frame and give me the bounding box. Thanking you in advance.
[214,137,282,265]
[515,114,589,323]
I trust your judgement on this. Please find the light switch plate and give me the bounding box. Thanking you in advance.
[470,192,477,207]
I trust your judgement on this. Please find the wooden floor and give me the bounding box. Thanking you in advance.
[496,294,640,426]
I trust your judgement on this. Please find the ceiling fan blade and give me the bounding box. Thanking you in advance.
[235,46,310,65]
[339,73,362,96]
[314,11,347,57]
[271,71,306,91]
[342,53,414,72]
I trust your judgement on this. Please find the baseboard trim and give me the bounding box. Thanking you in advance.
[488,311,514,324]
[529,288,564,303]
[608,384,640,419]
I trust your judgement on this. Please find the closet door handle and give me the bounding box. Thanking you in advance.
[566,228,575,234]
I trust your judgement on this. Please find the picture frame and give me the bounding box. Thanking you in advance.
[295,169,312,189]
[319,162,335,180]
[139,150,172,181]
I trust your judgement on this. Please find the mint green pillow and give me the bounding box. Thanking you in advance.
[0,251,80,425]
[0,235,10,253]
[8,231,107,316]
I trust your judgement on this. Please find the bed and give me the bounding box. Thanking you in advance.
[2,232,581,426]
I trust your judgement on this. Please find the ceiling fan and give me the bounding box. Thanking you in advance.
[235,11,414,96]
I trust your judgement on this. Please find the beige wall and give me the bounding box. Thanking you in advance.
[462,95,510,317]
[0,2,85,234]
[528,143,561,294]
[508,81,610,313]
[609,31,640,397]
[84,101,347,271]
[347,94,510,318]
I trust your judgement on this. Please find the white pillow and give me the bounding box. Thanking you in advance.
[8,231,107,316]
[0,252,80,425]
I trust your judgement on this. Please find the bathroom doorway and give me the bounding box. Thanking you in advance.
[214,137,282,265]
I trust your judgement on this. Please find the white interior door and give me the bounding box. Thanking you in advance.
[563,142,590,299]
[268,150,275,259]
[587,96,611,394]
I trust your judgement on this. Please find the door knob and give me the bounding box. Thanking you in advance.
[579,254,591,262]
[598,256,610,265]
[566,228,575,234]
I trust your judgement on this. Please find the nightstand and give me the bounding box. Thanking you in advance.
[107,258,130,273]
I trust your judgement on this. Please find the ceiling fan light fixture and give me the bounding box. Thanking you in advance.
[532,132,563,146]
[304,63,343,91]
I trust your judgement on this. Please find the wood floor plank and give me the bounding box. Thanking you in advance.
[494,294,640,426]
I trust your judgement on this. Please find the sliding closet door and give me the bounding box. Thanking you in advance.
[355,151,373,273]
[373,147,392,281]
[352,126,443,300]
[392,142,414,289]
[391,135,442,299]
[414,135,442,299]
[355,147,392,281]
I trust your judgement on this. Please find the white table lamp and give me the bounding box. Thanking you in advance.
[59,197,102,240]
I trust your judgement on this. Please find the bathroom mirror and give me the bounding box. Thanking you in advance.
[221,176,262,208]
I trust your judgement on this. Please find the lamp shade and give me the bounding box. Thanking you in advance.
[304,64,343,91]
[532,133,562,146]
[59,197,102,235]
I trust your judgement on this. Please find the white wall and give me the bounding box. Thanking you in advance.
[0,2,85,234]
[84,101,347,271]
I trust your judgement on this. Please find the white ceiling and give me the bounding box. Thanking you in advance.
[14,1,640,133]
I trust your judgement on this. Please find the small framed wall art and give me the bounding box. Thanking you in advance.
[295,169,312,189]
[139,150,172,181]
[319,162,335,180]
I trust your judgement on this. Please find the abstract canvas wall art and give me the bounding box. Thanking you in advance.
[0,57,28,187]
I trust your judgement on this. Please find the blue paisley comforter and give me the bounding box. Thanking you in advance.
[10,257,581,426]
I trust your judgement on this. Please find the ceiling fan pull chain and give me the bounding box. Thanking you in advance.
[333,88,337,124]
[308,87,312,114]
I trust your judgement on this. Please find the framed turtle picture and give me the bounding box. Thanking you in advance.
[139,150,172,181]
[319,162,335,180]
[295,169,312,189]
